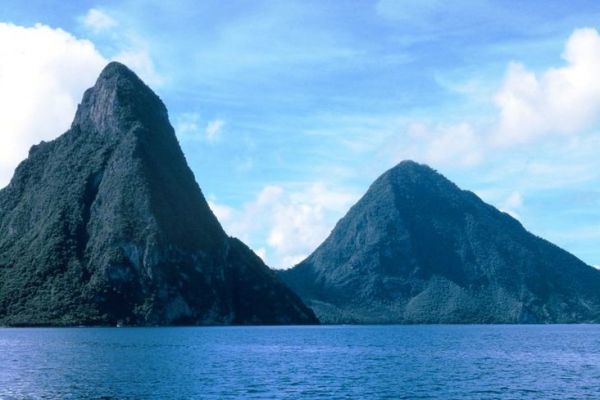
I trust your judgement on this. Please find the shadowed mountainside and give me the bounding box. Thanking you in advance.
[0,62,317,326]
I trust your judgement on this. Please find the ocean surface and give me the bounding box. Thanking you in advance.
[1,325,599,399]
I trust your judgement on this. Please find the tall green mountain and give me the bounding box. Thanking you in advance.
[280,161,600,323]
[0,62,317,326]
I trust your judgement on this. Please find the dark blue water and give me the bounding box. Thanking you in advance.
[1,325,600,399]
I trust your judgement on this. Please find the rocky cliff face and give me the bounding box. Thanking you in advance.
[280,161,600,324]
[0,62,317,326]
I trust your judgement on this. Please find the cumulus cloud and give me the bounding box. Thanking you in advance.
[80,8,117,33]
[254,248,268,263]
[174,113,225,143]
[205,120,224,142]
[382,27,600,170]
[500,191,523,219]
[207,200,234,223]
[384,121,484,169]
[175,113,201,137]
[421,123,483,166]
[504,191,523,209]
[493,28,600,146]
[0,21,163,188]
[212,183,358,269]
[0,23,107,188]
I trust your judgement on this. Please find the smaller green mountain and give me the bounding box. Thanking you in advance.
[280,161,600,324]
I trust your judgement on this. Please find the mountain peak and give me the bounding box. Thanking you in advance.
[370,160,456,200]
[392,159,426,169]
[72,62,168,135]
[387,160,438,178]
[98,61,138,81]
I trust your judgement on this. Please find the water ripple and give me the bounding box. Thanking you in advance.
[1,325,600,399]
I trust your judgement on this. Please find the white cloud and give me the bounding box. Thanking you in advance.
[494,28,600,146]
[423,123,483,167]
[213,183,358,269]
[80,8,117,33]
[383,121,484,169]
[504,191,523,209]
[378,28,600,171]
[174,113,201,138]
[207,200,233,223]
[174,114,225,143]
[255,248,267,263]
[500,191,523,219]
[0,20,163,189]
[0,23,107,188]
[205,119,224,142]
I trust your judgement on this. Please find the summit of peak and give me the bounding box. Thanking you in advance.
[389,160,436,175]
[71,62,168,135]
[373,160,447,190]
[98,61,136,79]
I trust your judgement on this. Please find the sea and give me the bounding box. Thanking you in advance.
[1,325,599,399]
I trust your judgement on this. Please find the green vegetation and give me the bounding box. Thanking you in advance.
[280,161,600,324]
[0,62,317,326]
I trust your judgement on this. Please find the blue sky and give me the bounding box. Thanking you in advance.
[1,0,599,268]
